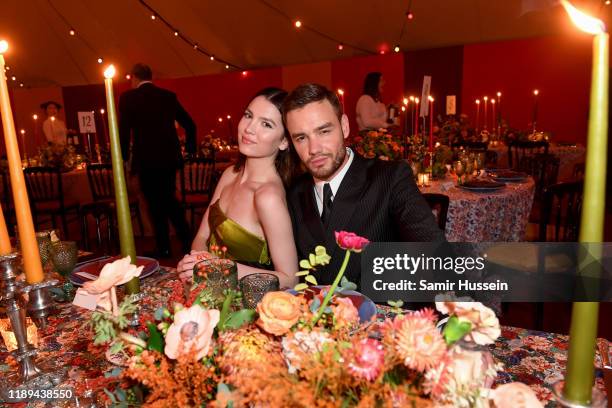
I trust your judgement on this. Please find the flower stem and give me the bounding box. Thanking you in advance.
[311,250,351,326]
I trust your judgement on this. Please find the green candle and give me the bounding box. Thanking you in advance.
[561,1,607,404]
[103,65,139,294]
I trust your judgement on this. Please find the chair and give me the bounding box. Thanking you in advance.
[422,193,450,232]
[81,163,144,251]
[572,163,585,180]
[180,158,215,232]
[508,140,549,169]
[23,166,80,238]
[539,181,583,242]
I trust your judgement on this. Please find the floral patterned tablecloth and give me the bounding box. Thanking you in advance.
[419,177,535,242]
[1,268,607,407]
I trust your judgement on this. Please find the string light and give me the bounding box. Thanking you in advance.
[151,14,156,20]
[294,20,302,28]
[606,0,611,5]
[125,74,131,80]
[174,31,179,37]
[226,115,231,119]
[5,66,9,71]
[225,65,229,69]
[210,55,215,61]
[19,83,23,87]
[100,109,105,114]
[11,76,16,81]
[241,70,248,77]
[193,43,198,49]
[337,43,344,51]
[69,28,76,36]
[218,117,223,122]
[394,45,400,52]
[406,11,414,20]
[97,57,103,64]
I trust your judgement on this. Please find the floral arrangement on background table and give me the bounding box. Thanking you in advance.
[37,142,79,170]
[87,233,543,407]
[353,128,404,161]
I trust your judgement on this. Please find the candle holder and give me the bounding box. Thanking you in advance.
[0,253,66,400]
[551,381,607,408]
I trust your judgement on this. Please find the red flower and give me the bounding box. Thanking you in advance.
[335,231,370,253]
[346,338,385,381]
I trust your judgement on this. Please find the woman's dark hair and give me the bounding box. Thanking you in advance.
[363,72,383,102]
[234,87,297,186]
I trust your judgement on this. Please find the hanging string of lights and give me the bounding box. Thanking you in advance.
[138,0,242,71]
[257,0,375,55]
[395,0,415,53]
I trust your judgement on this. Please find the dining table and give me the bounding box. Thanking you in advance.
[418,175,535,242]
[0,266,608,407]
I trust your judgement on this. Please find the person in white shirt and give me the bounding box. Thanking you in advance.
[40,101,67,145]
[355,72,390,130]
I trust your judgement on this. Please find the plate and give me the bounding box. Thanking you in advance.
[459,180,506,192]
[70,256,160,286]
[490,170,528,182]
[288,286,377,323]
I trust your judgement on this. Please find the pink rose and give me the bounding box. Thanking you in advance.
[334,231,370,253]
[492,382,543,408]
[164,305,219,361]
[436,301,501,345]
[333,297,359,327]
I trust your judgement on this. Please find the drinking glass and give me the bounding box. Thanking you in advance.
[193,259,238,304]
[240,273,280,309]
[50,241,78,277]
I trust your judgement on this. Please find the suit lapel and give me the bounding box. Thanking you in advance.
[326,155,368,259]
[298,180,326,246]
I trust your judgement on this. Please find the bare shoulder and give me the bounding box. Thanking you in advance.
[218,165,240,187]
[254,180,287,211]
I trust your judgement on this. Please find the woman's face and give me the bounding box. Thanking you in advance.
[237,95,288,159]
[378,76,385,94]
[46,105,58,117]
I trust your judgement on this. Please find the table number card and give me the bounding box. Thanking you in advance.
[77,111,96,134]
[446,95,456,115]
[419,76,432,117]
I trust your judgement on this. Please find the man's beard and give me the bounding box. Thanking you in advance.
[308,145,346,180]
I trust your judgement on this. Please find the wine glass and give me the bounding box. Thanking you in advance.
[453,161,465,185]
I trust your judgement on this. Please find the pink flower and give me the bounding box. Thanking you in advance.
[164,305,219,361]
[436,301,501,345]
[393,312,446,372]
[332,297,359,328]
[347,338,385,381]
[83,256,143,294]
[334,231,370,253]
[491,383,543,408]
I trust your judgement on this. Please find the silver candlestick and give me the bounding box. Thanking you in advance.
[0,252,65,401]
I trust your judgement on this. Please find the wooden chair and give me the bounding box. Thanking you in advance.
[508,140,549,169]
[572,163,585,180]
[422,193,450,233]
[519,153,560,202]
[81,163,143,251]
[539,181,583,242]
[180,158,215,232]
[23,166,80,238]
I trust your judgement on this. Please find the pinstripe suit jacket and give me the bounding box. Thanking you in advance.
[287,154,446,287]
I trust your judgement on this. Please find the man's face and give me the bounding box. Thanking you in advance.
[285,100,350,182]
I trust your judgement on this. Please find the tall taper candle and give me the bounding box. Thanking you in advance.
[0,41,44,282]
[414,98,419,135]
[103,65,139,294]
[0,203,11,255]
[428,96,434,151]
[532,89,539,133]
[475,99,480,133]
[483,96,488,130]
[491,99,496,136]
[561,0,607,404]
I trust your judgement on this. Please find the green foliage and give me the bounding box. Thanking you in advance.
[387,300,404,315]
[223,309,257,330]
[442,315,472,345]
[147,323,164,353]
[295,246,330,292]
[88,295,139,346]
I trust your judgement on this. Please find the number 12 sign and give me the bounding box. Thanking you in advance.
[77,111,97,134]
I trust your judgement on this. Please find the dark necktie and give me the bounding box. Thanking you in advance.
[321,183,333,224]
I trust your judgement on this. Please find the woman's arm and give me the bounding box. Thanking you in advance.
[243,184,298,289]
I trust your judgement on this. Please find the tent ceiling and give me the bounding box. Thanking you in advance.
[0,0,608,87]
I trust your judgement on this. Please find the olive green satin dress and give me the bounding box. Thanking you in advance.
[207,200,273,269]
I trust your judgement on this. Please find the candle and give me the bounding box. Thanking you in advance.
[409,96,415,135]
[19,129,26,159]
[560,1,608,404]
[103,65,139,294]
[491,99,496,135]
[483,96,488,130]
[428,96,434,151]
[100,108,108,146]
[0,41,44,283]
[496,92,502,136]
[337,89,345,113]
[532,89,539,133]
[414,98,419,135]
[475,99,480,132]
[0,203,10,255]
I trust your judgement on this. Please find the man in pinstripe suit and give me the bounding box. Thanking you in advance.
[283,83,445,287]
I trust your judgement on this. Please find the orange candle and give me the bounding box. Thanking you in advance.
[0,203,10,255]
[0,41,44,283]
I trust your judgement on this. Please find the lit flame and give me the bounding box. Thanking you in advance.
[32,114,38,120]
[401,106,406,112]
[491,99,496,104]
[483,96,488,101]
[534,89,539,96]
[428,96,434,102]
[104,65,116,79]
[100,109,105,114]
[20,129,25,135]
[476,99,480,104]
[415,97,419,103]
[51,116,56,122]
[497,91,502,97]
[561,0,606,35]
[409,96,415,101]
[0,40,8,54]
[403,97,408,105]
[337,88,344,95]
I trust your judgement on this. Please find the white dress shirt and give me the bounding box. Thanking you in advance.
[313,147,354,215]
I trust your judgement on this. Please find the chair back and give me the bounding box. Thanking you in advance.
[180,158,216,204]
[572,162,585,180]
[519,153,559,201]
[86,163,115,201]
[23,167,65,206]
[422,193,450,232]
[539,181,583,241]
[508,140,548,169]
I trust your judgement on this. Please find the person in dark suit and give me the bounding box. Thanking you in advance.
[119,63,195,257]
[283,83,445,287]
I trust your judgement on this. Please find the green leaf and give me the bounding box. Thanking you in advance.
[309,253,316,266]
[217,292,236,332]
[224,309,257,330]
[315,254,331,265]
[299,259,312,269]
[104,388,118,404]
[340,276,357,291]
[109,341,124,355]
[294,283,308,292]
[147,323,164,353]
[305,275,318,285]
[295,270,310,277]
[442,316,472,345]
[314,246,328,256]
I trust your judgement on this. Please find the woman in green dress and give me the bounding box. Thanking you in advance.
[177,88,298,288]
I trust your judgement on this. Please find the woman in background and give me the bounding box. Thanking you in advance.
[40,101,68,145]
[355,72,390,130]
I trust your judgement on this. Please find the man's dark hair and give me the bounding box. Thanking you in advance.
[363,72,382,102]
[131,63,153,81]
[282,83,343,122]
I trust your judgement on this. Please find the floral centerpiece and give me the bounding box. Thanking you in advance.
[37,142,78,170]
[88,234,543,407]
[353,128,404,161]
